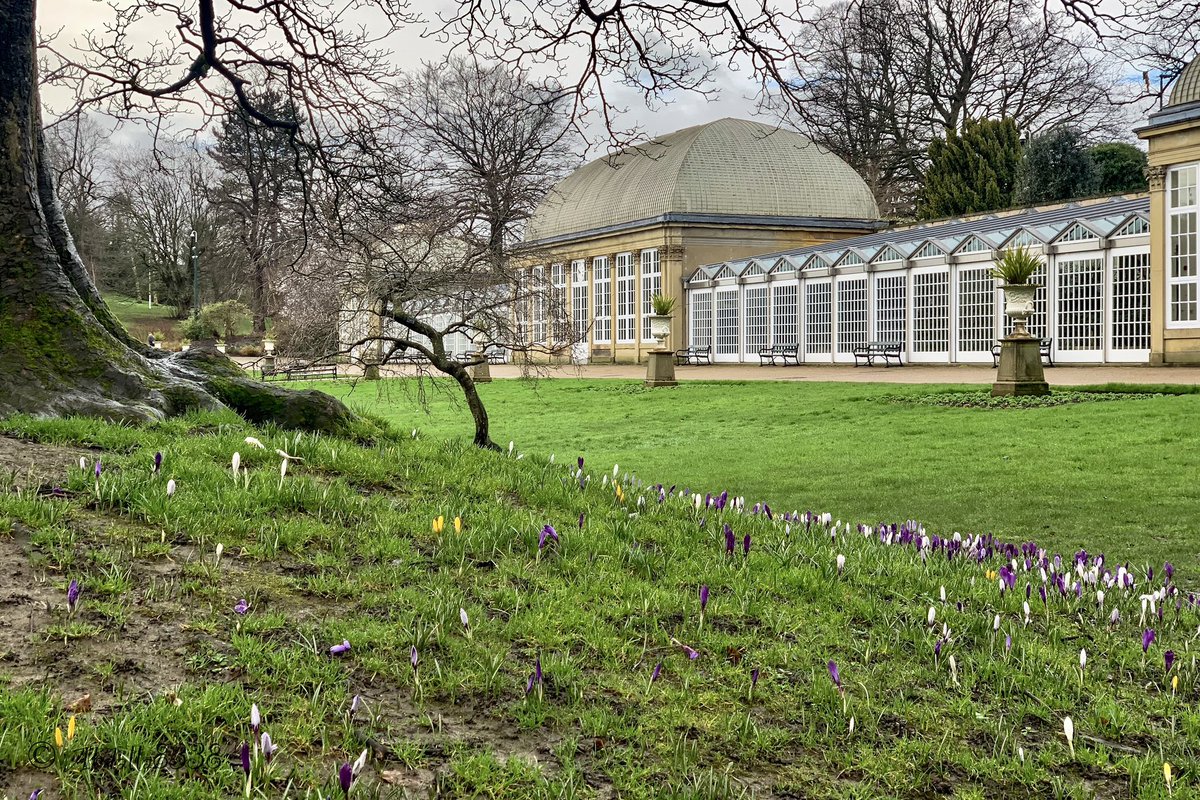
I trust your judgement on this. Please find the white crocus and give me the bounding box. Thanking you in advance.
[166,479,177,497]
[214,543,224,565]
[244,436,266,450]
[232,452,241,477]
[927,606,936,626]
[1063,716,1075,758]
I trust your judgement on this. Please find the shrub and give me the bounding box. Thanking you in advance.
[991,246,1042,285]
[198,300,252,341]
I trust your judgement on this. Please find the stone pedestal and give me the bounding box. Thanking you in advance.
[992,336,1049,396]
[263,354,276,372]
[469,354,492,384]
[644,349,677,387]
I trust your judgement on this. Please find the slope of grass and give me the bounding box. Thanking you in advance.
[0,412,1194,799]
[315,378,1200,576]
[103,294,183,344]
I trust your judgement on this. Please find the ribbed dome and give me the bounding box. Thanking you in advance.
[525,118,879,242]
[1169,57,1200,107]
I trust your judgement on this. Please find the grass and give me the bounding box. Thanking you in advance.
[0,410,1195,798]
[103,294,263,349]
[314,378,1200,576]
[103,294,184,344]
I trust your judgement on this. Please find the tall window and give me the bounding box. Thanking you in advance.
[715,289,739,356]
[593,256,611,343]
[1057,258,1103,351]
[836,278,867,353]
[957,267,995,353]
[804,282,833,355]
[1168,165,1198,325]
[615,252,635,343]
[874,274,906,345]
[690,291,713,348]
[640,249,661,341]
[913,271,949,353]
[744,287,769,355]
[571,260,589,341]
[1112,252,1150,352]
[531,265,547,343]
[1003,263,1047,338]
[771,284,798,346]
[550,263,567,343]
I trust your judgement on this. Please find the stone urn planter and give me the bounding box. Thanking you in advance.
[1001,283,1038,337]
[215,341,227,354]
[648,313,672,344]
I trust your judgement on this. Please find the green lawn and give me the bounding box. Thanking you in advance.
[103,293,184,344]
[316,378,1200,575]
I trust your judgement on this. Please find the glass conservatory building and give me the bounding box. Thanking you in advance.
[683,195,1152,365]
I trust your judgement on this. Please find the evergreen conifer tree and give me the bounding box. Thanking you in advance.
[920,118,1022,219]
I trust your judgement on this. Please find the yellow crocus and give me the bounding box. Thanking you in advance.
[453,516,463,534]
[55,727,64,749]
[1164,761,1173,790]
[432,516,444,534]
[67,715,76,742]
[1173,674,1180,693]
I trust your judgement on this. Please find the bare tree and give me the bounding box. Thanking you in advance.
[108,146,218,318]
[322,60,579,448]
[209,89,307,333]
[782,0,1124,216]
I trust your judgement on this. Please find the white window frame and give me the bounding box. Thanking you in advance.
[1167,163,1199,328]
[593,256,612,344]
[834,276,868,362]
[640,249,662,342]
[571,260,589,342]
[910,267,950,361]
[690,288,714,350]
[615,252,636,344]
[744,285,770,356]
[714,287,741,362]
[803,279,833,362]
[1055,255,1105,361]
[771,283,799,348]
[1108,247,1151,362]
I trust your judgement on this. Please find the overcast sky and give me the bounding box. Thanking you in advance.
[37,0,771,156]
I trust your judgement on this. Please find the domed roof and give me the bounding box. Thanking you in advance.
[1169,57,1200,107]
[525,118,879,242]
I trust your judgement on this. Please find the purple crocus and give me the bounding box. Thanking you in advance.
[699,585,709,614]
[1004,634,1012,654]
[94,459,102,479]
[538,524,558,550]
[724,524,735,555]
[1165,650,1176,673]
[650,661,663,684]
[1164,562,1174,581]
[577,456,584,471]
[828,660,842,692]
[29,791,42,800]
[751,667,761,690]
[339,761,354,794]
[251,703,261,734]
[240,741,251,776]
[330,639,351,656]
[66,579,80,614]
[260,732,276,763]
[934,639,943,658]
[410,645,419,671]
[349,695,362,718]
[525,656,544,695]
[680,643,699,660]
[1143,628,1156,653]
[743,533,751,556]
[153,451,162,474]
[578,513,585,529]
[234,599,250,615]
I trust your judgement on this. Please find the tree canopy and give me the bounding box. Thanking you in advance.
[919,118,1022,219]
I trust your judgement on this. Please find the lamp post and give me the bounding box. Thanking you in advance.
[189,230,200,315]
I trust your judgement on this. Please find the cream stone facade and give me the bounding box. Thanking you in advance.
[1137,56,1200,364]
[521,118,883,363]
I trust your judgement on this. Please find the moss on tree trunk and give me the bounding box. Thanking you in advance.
[0,0,355,433]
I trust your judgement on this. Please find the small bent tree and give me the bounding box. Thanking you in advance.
[334,215,572,450]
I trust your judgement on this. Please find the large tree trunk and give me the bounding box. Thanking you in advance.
[0,0,353,433]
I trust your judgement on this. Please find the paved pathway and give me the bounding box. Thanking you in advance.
[342,361,1200,386]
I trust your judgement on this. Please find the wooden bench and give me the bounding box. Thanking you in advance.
[674,345,712,365]
[852,341,904,367]
[486,348,507,365]
[757,343,800,366]
[991,338,1053,367]
[262,360,338,381]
